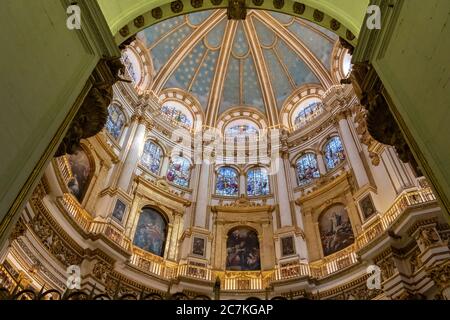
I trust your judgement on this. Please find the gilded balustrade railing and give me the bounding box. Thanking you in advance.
[356,187,436,249]
[50,187,437,289]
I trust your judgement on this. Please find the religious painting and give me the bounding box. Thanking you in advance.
[111,199,127,223]
[226,227,260,271]
[66,147,92,203]
[192,237,206,257]
[281,236,296,256]
[319,204,354,256]
[133,208,167,257]
[359,194,377,220]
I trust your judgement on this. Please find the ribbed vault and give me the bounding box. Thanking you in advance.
[134,9,340,126]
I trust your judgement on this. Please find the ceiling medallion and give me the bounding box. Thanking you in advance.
[273,0,285,10]
[252,0,264,6]
[211,0,223,5]
[346,30,356,41]
[119,25,130,37]
[293,2,306,15]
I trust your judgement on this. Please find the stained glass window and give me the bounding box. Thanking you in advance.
[216,167,239,196]
[324,136,346,171]
[166,157,191,188]
[161,104,192,128]
[294,101,323,127]
[105,105,126,140]
[247,167,269,197]
[121,52,138,83]
[141,140,163,175]
[296,153,320,186]
[226,124,258,138]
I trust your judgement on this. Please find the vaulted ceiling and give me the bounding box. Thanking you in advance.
[137,9,339,125]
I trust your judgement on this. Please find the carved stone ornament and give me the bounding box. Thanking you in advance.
[227,0,247,20]
[273,0,285,10]
[9,217,27,242]
[93,261,112,283]
[191,0,204,8]
[171,0,184,13]
[134,15,145,28]
[293,2,306,15]
[427,261,450,289]
[313,10,324,22]
[348,63,422,174]
[55,57,131,157]
[151,7,163,19]
[30,213,83,266]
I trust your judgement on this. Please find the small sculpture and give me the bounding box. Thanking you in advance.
[227,0,247,20]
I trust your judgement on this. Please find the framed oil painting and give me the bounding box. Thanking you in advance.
[281,236,296,256]
[359,194,377,220]
[111,199,127,223]
[319,204,354,256]
[133,208,167,257]
[66,147,92,203]
[226,227,260,271]
[192,237,206,257]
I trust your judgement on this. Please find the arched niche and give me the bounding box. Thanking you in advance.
[211,202,275,271]
[132,206,169,257]
[318,203,354,256]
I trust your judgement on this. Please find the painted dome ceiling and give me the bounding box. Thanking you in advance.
[135,9,339,123]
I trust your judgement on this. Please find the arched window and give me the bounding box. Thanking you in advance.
[225,124,258,138]
[133,207,167,257]
[161,102,193,128]
[323,136,346,171]
[105,104,126,140]
[293,101,323,128]
[216,167,239,196]
[226,227,260,271]
[66,146,93,203]
[296,153,320,185]
[318,204,354,256]
[247,167,269,196]
[166,157,191,188]
[141,140,163,175]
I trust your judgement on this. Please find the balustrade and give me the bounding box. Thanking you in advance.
[43,187,437,290]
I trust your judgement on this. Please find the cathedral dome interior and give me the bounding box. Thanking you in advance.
[1,0,450,302]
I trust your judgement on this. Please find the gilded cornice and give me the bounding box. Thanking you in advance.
[296,168,351,204]
[134,176,191,209]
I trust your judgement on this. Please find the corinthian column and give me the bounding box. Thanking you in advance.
[337,110,369,188]
[117,115,147,193]
[276,152,293,227]
[194,162,211,228]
